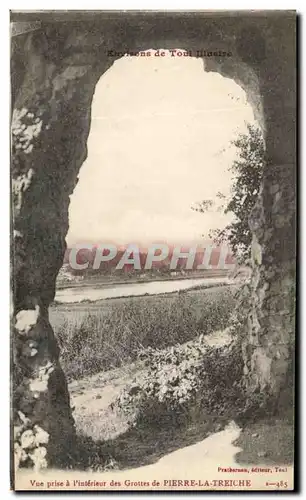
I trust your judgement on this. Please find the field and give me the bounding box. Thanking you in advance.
[50,285,237,380]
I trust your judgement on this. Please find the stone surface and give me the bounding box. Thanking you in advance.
[11,11,296,469]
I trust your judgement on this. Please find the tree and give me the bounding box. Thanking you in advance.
[193,123,265,261]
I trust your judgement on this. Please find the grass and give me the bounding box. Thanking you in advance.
[53,286,236,381]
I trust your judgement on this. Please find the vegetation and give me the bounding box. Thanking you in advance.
[115,331,275,430]
[116,337,245,427]
[193,124,265,260]
[54,287,236,381]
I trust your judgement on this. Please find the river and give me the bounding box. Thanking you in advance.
[54,276,232,303]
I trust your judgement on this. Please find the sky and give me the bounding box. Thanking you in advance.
[67,50,256,247]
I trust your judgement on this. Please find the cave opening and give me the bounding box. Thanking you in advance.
[63,48,260,290]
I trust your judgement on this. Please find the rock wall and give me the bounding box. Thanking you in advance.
[11,25,102,469]
[242,18,296,402]
[11,11,296,470]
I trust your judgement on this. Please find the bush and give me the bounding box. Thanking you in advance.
[116,335,245,427]
[55,287,236,380]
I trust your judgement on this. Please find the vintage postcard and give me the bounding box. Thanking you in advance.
[11,9,296,491]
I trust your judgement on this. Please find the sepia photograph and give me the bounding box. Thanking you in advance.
[10,9,296,491]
